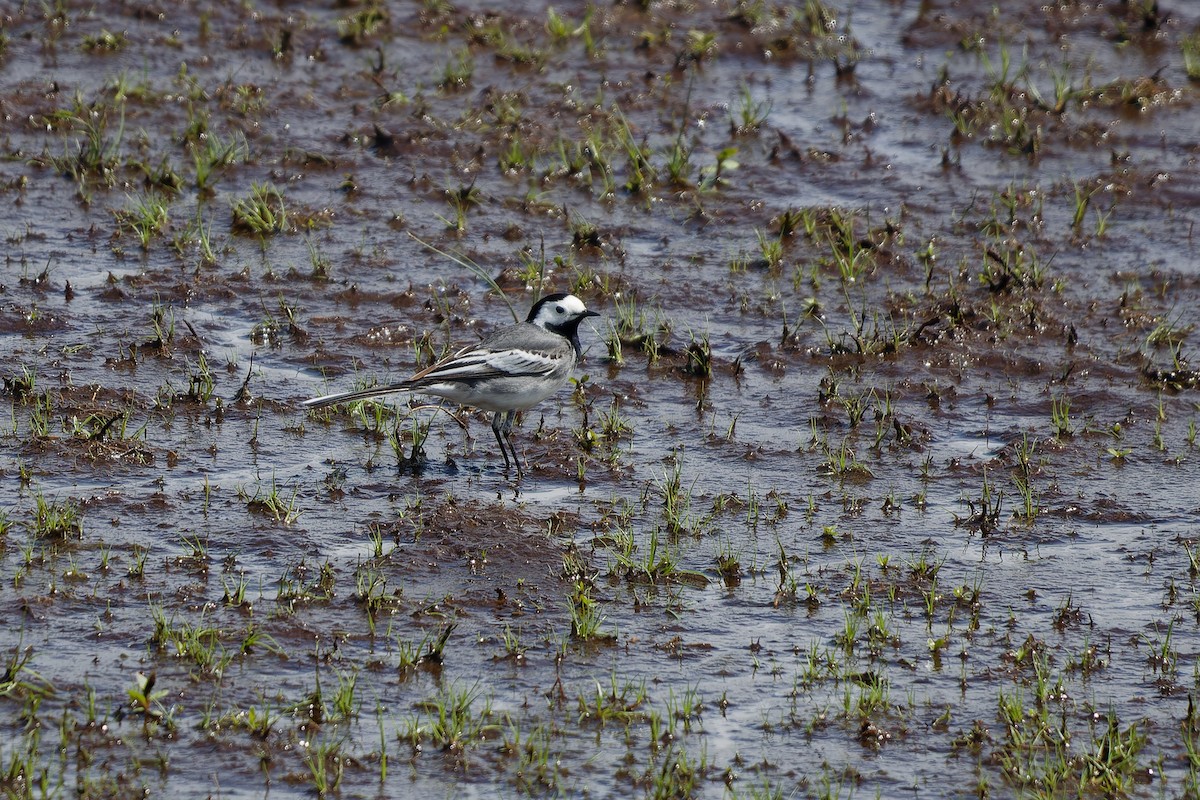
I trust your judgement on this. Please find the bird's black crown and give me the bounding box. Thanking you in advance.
[526,293,597,355]
[525,292,574,322]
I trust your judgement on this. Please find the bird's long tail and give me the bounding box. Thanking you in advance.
[302,383,414,409]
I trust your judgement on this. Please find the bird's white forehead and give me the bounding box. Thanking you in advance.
[554,295,587,315]
[535,294,588,319]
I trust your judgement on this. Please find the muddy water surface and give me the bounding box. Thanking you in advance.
[2,0,1200,797]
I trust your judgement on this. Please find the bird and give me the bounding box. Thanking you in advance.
[303,292,599,474]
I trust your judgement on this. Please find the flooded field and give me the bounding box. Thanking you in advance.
[2,0,1200,797]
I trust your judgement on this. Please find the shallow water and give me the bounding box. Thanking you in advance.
[2,0,1200,797]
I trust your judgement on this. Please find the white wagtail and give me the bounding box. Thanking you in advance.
[303,292,599,474]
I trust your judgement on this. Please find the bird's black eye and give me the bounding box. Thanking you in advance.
[555,305,564,314]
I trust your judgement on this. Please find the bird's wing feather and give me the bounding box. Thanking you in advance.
[303,322,570,409]
[410,346,562,386]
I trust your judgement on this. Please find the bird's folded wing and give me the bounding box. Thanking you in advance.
[410,346,561,385]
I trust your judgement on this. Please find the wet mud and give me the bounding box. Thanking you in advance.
[2,0,1200,797]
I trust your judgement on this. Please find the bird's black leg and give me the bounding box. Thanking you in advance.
[491,412,512,473]
[500,410,522,477]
